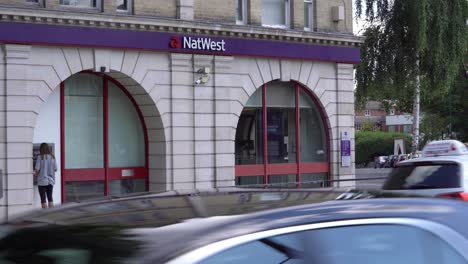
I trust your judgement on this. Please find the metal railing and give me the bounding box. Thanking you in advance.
[234,176,388,189]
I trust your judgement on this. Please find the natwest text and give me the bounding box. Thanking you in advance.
[183,37,226,52]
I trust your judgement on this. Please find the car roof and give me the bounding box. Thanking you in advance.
[3,191,468,263]
[398,154,468,165]
[5,189,345,227]
[136,198,468,262]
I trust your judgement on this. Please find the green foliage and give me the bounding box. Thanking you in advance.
[420,113,447,146]
[361,119,376,131]
[421,70,468,143]
[354,0,468,111]
[355,131,412,164]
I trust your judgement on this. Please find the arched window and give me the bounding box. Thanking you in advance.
[61,72,148,202]
[235,81,328,188]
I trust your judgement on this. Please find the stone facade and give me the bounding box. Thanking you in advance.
[0,0,360,220]
[1,1,353,33]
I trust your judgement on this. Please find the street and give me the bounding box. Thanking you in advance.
[355,167,391,189]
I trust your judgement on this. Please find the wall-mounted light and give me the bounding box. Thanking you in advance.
[195,67,210,85]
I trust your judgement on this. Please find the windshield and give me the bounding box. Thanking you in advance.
[382,162,461,190]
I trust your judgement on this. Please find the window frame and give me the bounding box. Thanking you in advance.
[59,0,103,12]
[60,71,149,203]
[25,0,45,7]
[236,0,247,25]
[168,218,468,264]
[355,123,362,131]
[116,0,133,14]
[261,0,291,29]
[235,82,329,188]
[364,109,371,116]
[304,0,315,31]
[403,124,412,134]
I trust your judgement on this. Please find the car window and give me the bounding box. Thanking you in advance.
[199,232,305,264]
[383,162,461,190]
[304,224,466,264]
[198,224,466,264]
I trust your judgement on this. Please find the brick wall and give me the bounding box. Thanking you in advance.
[249,0,262,26]
[1,0,353,33]
[315,0,353,33]
[0,0,35,6]
[134,0,177,18]
[102,0,116,14]
[45,0,59,9]
[292,0,305,29]
[194,0,235,23]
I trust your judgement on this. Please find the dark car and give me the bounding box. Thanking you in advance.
[1,189,468,264]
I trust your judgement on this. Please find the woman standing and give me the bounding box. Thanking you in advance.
[34,143,57,209]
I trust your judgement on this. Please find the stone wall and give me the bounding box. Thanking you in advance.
[0,43,356,220]
[0,0,354,33]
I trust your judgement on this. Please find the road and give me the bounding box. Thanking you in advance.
[355,168,391,189]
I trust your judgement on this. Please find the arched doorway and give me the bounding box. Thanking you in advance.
[61,72,148,202]
[235,81,329,188]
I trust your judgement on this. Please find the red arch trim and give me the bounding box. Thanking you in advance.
[235,81,331,188]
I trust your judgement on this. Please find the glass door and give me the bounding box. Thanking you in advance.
[62,73,147,203]
[107,81,146,196]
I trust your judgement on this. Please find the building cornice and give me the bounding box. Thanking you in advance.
[0,7,363,48]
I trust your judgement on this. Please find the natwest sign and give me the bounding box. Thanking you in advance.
[0,22,361,64]
[170,35,226,52]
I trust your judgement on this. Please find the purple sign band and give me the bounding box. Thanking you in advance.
[0,22,360,64]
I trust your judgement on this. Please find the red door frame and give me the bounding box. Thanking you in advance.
[60,72,149,203]
[235,82,330,187]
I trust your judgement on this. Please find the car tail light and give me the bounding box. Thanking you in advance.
[437,192,468,201]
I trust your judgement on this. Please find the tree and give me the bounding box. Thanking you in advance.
[420,69,468,144]
[361,119,376,131]
[355,0,468,153]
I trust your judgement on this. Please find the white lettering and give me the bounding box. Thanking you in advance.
[220,40,226,51]
[210,41,217,50]
[191,39,197,49]
[200,38,211,50]
[183,37,191,49]
[181,36,226,52]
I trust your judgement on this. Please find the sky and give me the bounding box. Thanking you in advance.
[352,0,366,36]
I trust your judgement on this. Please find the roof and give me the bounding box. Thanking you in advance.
[365,101,384,110]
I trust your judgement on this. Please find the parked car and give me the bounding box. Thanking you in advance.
[2,189,468,263]
[382,140,468,200]
[398,153,409,162]
[374,155,388,168]
[384,155,399,168]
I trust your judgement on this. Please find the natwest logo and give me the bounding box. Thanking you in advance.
[169,35,226,52]
[169,35,181,49]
